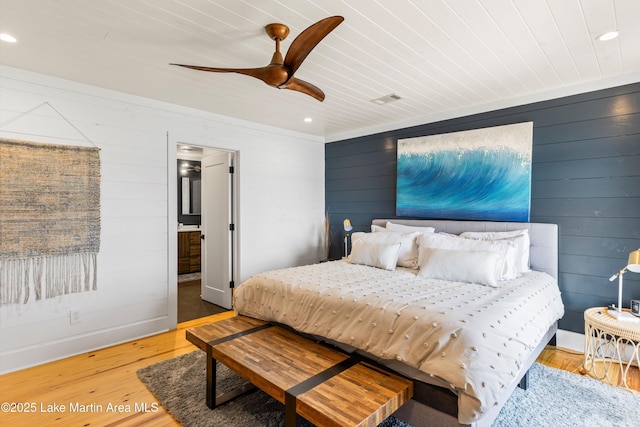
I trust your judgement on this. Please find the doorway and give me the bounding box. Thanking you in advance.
[176,144,237,322]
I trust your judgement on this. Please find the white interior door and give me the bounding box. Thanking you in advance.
[201,151,234,309]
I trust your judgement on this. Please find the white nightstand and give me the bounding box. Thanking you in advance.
[583,307,640,392]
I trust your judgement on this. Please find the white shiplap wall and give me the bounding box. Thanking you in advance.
[0,65,325,374]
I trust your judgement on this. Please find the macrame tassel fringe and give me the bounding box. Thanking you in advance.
[0,258,30,304]
[0,253,97,305]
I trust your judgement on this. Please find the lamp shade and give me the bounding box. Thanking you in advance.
[628,249,640,273]
[343,218,353,232]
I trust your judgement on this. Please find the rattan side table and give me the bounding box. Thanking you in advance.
[583,307,640,392]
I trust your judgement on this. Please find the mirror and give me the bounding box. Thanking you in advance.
[181,176,201,215]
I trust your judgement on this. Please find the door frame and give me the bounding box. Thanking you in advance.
[166,135,239,328]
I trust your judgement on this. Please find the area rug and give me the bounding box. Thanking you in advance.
[137,351,640,427]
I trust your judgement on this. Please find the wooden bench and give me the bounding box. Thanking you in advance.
[186,315,414,427]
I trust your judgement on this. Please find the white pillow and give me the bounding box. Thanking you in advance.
[418,247,501,287]
[385,222,436,234]
[348,240,401,271]
[418,233,518,281]
[352,231,421,269]
[371,224,386,232]
[460,230,530,275]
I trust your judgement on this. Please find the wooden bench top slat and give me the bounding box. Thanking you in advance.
[186,315,267,351]
[187,315,414,427]
[296,362,413,427]
[213,326,350,403]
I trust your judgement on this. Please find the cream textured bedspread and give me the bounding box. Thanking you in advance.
[233,260,564,424]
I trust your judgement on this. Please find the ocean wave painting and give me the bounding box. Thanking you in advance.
[397,122,532,222]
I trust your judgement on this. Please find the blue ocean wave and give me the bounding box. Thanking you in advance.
[396,148,530,221]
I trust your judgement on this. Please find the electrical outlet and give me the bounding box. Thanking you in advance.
[69,310,81,324]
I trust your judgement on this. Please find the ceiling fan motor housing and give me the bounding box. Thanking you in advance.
[265,23,290,41]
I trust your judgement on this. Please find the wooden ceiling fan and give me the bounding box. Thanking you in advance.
[171,16,344,102]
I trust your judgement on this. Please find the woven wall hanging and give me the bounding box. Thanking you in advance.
[0,138,101,304]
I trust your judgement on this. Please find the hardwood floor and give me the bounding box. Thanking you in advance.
[1,313,638,427]
[178,280,228,323]
[0,312,232,427]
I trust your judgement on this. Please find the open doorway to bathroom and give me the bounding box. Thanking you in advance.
[176,144,235,322]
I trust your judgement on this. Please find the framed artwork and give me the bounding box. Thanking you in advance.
[396,122,533,222]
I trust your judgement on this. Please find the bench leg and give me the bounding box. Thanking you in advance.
[285,393,295,427]
[206,346,257,410]
[206,346,217,409]
[284,393,305,427]
[285,412,305,427]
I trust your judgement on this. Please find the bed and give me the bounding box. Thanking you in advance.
[233,219,565,426]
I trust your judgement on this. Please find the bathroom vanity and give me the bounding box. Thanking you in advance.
[178,227,201,274]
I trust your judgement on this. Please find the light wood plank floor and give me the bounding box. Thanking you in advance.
[1,312,638,427]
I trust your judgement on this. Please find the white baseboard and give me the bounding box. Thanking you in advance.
[556,329,584,353]
[558,326,638,363]
[0,317,170,374]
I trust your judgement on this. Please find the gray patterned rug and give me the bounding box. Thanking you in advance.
[137,351,639,427]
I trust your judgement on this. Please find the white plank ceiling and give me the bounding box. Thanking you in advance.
[1,0,639,141]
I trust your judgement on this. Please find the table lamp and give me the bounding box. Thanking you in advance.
[608,249,640,322]
[343,219,353,258]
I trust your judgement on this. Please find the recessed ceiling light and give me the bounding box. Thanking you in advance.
[0,33,17,43]
[304,117,313,123]
[597,31,619,41]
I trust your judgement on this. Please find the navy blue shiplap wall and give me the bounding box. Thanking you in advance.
[325,82,640,334]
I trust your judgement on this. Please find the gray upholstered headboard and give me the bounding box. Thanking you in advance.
[372,219,558,280]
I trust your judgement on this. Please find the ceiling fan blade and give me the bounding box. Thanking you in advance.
[171,63,270,82]
[281,77,325,102]
[283,16,343,77]
[171,63,290,87]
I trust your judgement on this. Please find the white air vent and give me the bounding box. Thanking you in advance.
[371,93,401,105]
